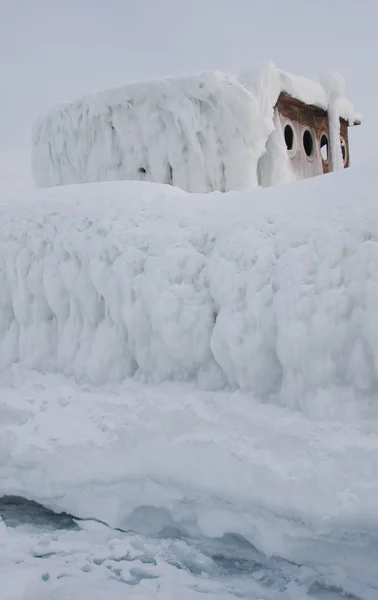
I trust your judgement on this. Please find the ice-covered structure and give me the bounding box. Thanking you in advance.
[32,64,360,191]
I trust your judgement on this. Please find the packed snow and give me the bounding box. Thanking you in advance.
[1,162,378,599]
[31,63,359,191]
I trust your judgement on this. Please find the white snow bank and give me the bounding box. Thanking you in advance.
[1,370,378,599]
[1,162,378,418]
[31,64,358,190]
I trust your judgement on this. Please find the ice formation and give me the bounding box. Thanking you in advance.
[32,64,358,191]
[0,161,378,417]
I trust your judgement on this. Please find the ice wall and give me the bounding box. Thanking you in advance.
[1,163,378,416]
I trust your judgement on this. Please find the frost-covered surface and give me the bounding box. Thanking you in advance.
[31,64,359,190]
[1,163,378,416]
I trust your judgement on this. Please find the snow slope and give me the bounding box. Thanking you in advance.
[1,162,378,418]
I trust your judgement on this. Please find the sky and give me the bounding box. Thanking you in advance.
[1,0,376,191]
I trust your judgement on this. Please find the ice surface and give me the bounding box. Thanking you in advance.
[1,495,265,600]
[1,495,345,600]
[31,64,358,191]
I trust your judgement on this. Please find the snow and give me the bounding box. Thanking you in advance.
[31,64,358,191]
[1,162,378,598]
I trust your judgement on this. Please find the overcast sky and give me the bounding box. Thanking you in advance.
[1,0,376,191]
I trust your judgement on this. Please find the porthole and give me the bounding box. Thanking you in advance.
[303,129,314,158]
[320,134,329,163]
[284,124,294,151]
[139,167,146,174]
[340,137,347,165]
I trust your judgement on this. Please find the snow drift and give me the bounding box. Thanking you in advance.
[1,161,378,418]
[31,64,358,191]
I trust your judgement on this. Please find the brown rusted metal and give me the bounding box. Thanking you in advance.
[276,93,327,125]
[276,93,352,179]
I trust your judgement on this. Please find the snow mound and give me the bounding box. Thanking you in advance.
[1,162,378,417]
